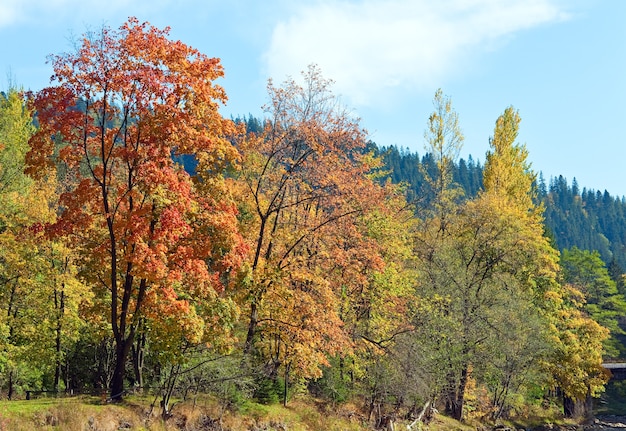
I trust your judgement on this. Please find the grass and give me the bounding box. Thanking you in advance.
[0,393,582,431]
[425,415,478,431]
[0,394,371,431]
[197,396,370,430]
[0,396,152,431]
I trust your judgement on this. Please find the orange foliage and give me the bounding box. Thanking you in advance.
[234,65,399,381]
[26,18,245,400]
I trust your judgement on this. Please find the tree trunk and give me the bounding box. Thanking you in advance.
[110,338,131,402]
[132,320,146,392]
[563,395,578,418]
[7,370,14,400]
[455,363,470,421]
[445,362,469,421]
[244,302,258,353]
[110,270,147,401]
[160,363,181,419]
[53,337,62,393]
[283,362,290,407]
[64,359,70,395]
[53,287,65,393]
[563,390,592,419]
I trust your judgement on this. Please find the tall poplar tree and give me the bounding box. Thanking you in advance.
[478,107,560,418]
[413,90,470,420]
[483,107,534,209]
[421,88,464,223]
[414,105,562,421]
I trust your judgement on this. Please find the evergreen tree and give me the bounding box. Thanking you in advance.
[561,247,626,358]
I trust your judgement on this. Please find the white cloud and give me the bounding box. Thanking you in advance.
[263,0,569,107]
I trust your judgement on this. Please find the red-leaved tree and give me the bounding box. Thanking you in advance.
[26,18,245,401]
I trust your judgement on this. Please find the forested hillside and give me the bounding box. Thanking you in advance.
[378,144,626,272]
[0,18,622,431]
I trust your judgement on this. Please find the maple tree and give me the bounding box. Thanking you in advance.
[233,66,394,397]
[26,19,245,401]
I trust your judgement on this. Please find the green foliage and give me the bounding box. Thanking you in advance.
[561,247,626,358]
[598,380,626,415]
[376,144,483,209]
[253,375,285,405]
[543,176,626,269]
[308,358,351,404]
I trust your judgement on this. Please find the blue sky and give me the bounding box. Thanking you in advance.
[1,0,624,196]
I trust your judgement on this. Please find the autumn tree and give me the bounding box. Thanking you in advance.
[413,105,562,421]
[543,281,609,417]
[0,88,44,397]
[476,107,614,420]
[233,66,394,398]
[0,88,89,397]
[347,195,420,422]
[415,196,553,420]
[26,19,245,401]
[482,107,534,208]
[535,262,610,419]
[475,107,562,418]
[412,89,466,419]
[420,88,464,222]
[482,108,610,416]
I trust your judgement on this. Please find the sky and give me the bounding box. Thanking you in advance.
[1,0,625,196]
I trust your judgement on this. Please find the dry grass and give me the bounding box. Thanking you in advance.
[0,396,155,431]
[0,394,570,431]
[0,395,370,431]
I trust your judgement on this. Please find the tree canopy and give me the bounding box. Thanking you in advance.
[26,18,246,402]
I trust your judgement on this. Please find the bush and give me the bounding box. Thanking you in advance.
[253,376,284,405]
